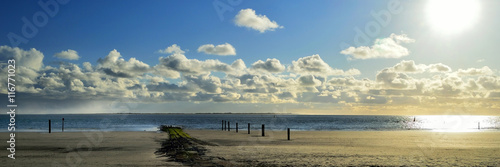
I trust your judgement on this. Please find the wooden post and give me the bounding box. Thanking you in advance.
[248,123,250,134]
[287,128,290,140]
[478,122,480,130]
[262,124,265,136]
[236,123,238,133]
[228,121,230,131]
[224,120,226,131]
[222,120,224,131]
[62,118,64,132]
[49,119,51,133]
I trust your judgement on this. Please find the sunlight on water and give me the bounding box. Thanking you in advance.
[414,115,496,132]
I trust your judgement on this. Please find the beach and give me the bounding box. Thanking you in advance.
[2,130,500,166]
[186,130,500,166]
[1,131,181,166]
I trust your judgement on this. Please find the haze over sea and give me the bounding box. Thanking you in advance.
[3,114,499,132]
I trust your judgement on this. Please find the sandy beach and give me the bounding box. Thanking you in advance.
[2,130,500,166]
[185,129,500,166]
[1,131,182,166]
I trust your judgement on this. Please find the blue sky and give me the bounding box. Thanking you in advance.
[1,0,500,115]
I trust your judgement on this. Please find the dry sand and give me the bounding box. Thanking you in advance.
[2,130,500,166]
[1,131,182,166]
[185,129,500,166]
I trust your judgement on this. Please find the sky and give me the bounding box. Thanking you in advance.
[1,0,499,115]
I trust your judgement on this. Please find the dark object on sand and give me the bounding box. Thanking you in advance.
[262,124,265,136]
[288,128,290,140]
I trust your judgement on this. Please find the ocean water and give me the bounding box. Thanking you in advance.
[1,114,499,132]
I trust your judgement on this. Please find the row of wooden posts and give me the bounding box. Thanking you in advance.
[48,118,64,133]
[221,120,291,140]
[46,119,484,134]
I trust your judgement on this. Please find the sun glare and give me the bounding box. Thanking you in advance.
[417,115,494,132]
[426,0,480,34]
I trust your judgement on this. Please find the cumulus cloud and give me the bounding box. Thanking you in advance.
[328,77,372,92]
[340,33,415,59]
[477,76,500,90]
[391,60,451,73]
[212,92,241,102]
[158,44,185,54]
[184,75,223,94]
[392,60,426,73]
[54,49,80,60]
[231,59,247,70]
[2,45,500,114]
[457,66,493,76]
[234,8,283,33]
[158,52,240,75]
[289,54,360,76]
[197,43,236,56]
[0,45,44,70]
[97,49,150,78]
[298,75,322,87]
[427,63,451,73]
[251,58,285,73]
[376,68,414,89]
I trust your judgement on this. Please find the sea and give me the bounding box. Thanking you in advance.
[2,114,500,132]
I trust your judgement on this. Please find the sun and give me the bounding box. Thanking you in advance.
[426,0,480,34]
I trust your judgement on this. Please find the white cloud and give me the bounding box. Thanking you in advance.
[97,49,150,78]
[234,8,283,33]
[457,66,493,76]
[376,68,414,89]
[289,54,360,76]
[54,49,80,60]
[231,59,247,70]
[392,60,426,73]
[82,62,93,71]
[340,33,415,59]
[427,63,451,73]
[158,52,237,75]
[0,45,44,70]
[298,75,322,87]
[185,75,223,94]
[152,65,181,79]
[212,92,241,102]
[197,43,236,56]
[3,46,500,114]
[251,58,285,73]
[158,44,185,54]
[391,60,451,73]
[477,76,500,90]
